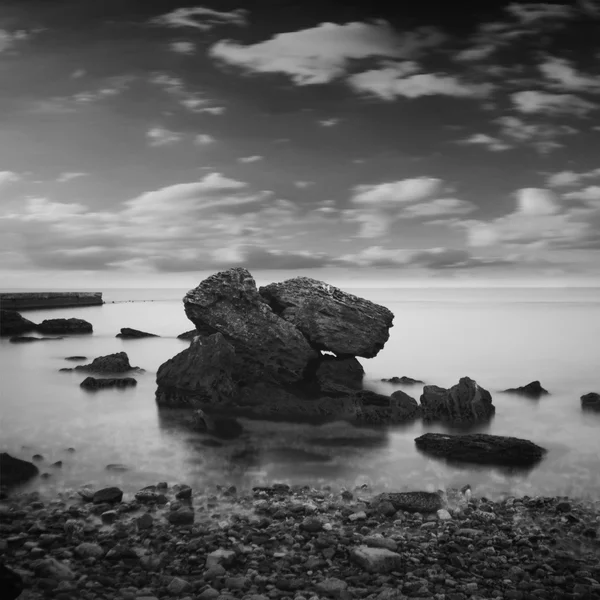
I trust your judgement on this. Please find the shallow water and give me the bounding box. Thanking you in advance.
[1,286,599,500]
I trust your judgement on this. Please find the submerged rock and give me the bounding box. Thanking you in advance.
[502,380,549,399]
[581,392,600,412]
[420,377,495,424]
[414,432,547,467]
[36,318,92,334]
[0,453,39,487]
[372,491,444,513]
[193,409,244,439]
[68,352,140,374]
[381,376,424,385]
[80,377,137,390]
[116,327,159,338]
[0,310,36,336]
[9,335,63,343]
[259,276,394,357]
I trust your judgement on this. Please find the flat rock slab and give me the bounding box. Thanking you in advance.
[415,432,547,467]
[36,318,93,334]
[116,327,159,338]
[581,392,600,412]
[373,491,444,513]
[80,377,137,390]
[502,380,549,399]
[350,545,402,573]
[259,276,394,358]
[0,453,39,487]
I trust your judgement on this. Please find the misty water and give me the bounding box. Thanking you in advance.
[1,286,599,500]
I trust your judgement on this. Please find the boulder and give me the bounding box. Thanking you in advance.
[414,432,547,468]
[9,336,63,343]
[0,310,37,336]
[315,355,364,390]
[70,352,140,374]
[0,453,39,487]
[80,377,137,390]
[502,380,549,399]
[177,329,198,340]
[184,269,319,384]
[420,377,495,424]
[350,546,402,573]
[259,276,394,357]
[352,389,420,425]
[0,562,23,600]
[581,392,600,412]
[92,487,123,504]
[116,327,159,338]
[36,318,92,334]
[381,376,424,385]
[372,491,444,514]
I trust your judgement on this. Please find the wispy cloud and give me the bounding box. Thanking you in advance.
[238,155,263,163]
[457,133,512,151]
[146,127,183,147]
[512,90,597,117]
[56,172,87,183]
[194,134,215,146]
[152,7,248,31]
[0,171,20,185]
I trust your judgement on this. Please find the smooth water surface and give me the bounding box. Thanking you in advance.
[1,287,599,500]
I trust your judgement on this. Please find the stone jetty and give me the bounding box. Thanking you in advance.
[0,292,103,311]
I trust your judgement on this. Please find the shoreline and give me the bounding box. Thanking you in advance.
[1,483,599,600]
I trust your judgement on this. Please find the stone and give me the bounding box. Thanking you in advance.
[32,557,75,581]
[206,548,236,568]
[316,577,348,595]
[0,562,23,600]
[137,513,154,530]
[259,275,394,357]
[502,380,549,399]
[198,587,220,600]
[420,377,495,424]
[75,543,104,558]
[36,318,92,334]
[301,516,323,532]
[381,376,424,385]
[390,390,421,420]
[0,310,37,336]
[92,487,123,504]
[65,356,87,361]
[175,486,192,500]
[71,352,140,374]
[363,536,398,551]
[167,577,190,595]
[414,432,547,468]
[80,377,137,390]
[177,329,198,340]
[101,511,118,524]
[0,453,39,487]
[373,491,444,513]
[116,327,159,338]
[315,355,365,390]
[437,509,452,520]
[105,464,128,471]
[167,509,194,525]
[581,392,600,412]
[350,546,403,573]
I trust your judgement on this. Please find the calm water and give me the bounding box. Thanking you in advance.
[1,286,599,500]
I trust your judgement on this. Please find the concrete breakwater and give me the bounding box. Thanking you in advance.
[0,292,103,311]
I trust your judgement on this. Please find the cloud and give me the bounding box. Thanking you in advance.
[194,134,215,146]
[399,198,477,218]
[505,3,575,24]
[152,7,247,30]
[511,90,597,117]
[408,247,514,270]
[318,118,341,127]
[546,168,600,187]
[238,155,263,163]
[0,171,20,185]
[563,186,600,204]
[457,133,512,151]
[495,116,577,153]
[515,188,559,215]
[351,177,443,205]
[56,172,87,183]
[170,41,196,54]
[348,64,493,100]
[337,245,413,267]
[538,57,600,93]
[294,181,314,188]
[454,45,497,62]
[146,127,183,147]
[209,22,445,85]
[149,72,224,115]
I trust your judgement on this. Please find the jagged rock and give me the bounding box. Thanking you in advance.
[0,453,39,487]
[259,276,394,358]
[502,380,549,399]
[36,318,92,334]
[9,335,63,343]
[80,377,137,390]
[414,432,547,467]
[581,392,600,412]
[92,487,123,504]
[183,268,318,384]
[192,409,244,439]
[116,327,159,338]
[177,329,198,340]
[0,562,23,600]
[420,377,495,424]
[381,376,424,385]
[70,352,140,374]
[390,390,421,420]
[372,491,444,513]
[315,355,364,390]
[0,310,36,336]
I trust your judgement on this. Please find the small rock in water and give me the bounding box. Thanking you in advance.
[381,376,425,385]
[175,485,192,500]
[92,487,123,504]
[65,356,87,361]
[502,380,549,399]
[32,454,44,462]
[105,463,128,472]
[581,392,600,412]
[51,461,62,468]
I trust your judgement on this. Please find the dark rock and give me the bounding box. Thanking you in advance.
[581,392,600,412]
[390,390,421,420]
[116,327,159,338]
[177,329,198,340]
[167,509,194,525]
[0,561,24,600]
[353,389,420,425]
[420,377,495,424]
[259,276,394,358]
[36,318,93,334]
[80,377,137,390]
[502,380,549,399]
[9,335,63,343]
[51,461,62,468]
[315,355,364,390]
[381,376,424,385]
[0,310,37,336]
[414,432,547,467]
[65,356,86,361]
[0,453,39,487]
[193,409,244,439]
[72,352,140,374]
[32,454,44,462]
[183,268,318,384]
[373,491,444,513]
[105,464,128,471]
[92,487,123,504]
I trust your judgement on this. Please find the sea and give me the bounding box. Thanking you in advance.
[1,286,599,501]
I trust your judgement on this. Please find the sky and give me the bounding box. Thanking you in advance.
[1,0,600,289]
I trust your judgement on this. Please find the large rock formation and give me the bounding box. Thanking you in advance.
[0,310,37,336]
[420,377,495,424]
[259,276,394,357]
[415,432,547,468]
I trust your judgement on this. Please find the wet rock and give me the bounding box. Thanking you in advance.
[136,513,154,530]
[193,409,244,439]
[414,432,547,467]
[9,335,62,343]
[71,352,140,374]
[177,329,198,340]
[259,275,394,357]
[92,487,123,504]
[32,557,75,581]
[32,454,44,461]
[65,356,87,361]
[381,376,424,385]
[36,318,92,335]
[206,549,236,568]
[105,464,128,472]
[116,327,159,338]
[51,461,62,468]
[316,577,348,595]
[581,392,600,412]
[167,509,194,525]
[373,491,444,513]
[420,376,495,424]
[75,542,104,558]
[502,380,549,399]
[315,355,364,390]
[0,562,23,600]
[0,310,37,336]
[101,511,118,524]
[80,376,137,390]
[350,546,402,573]
[175,485,192,500]
[167,577,190,595]
[0,453,39,487]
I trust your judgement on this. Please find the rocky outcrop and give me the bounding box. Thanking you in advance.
[372,491,444,514]
[37,318,93,335]
[9,336,63,343]
[0,310,36,336]
[315,355,364,391]
[116,327,159,338]
[80,377,137,390]
[414,432,547,468]
[581,392,600,412]
[502,380,549,399]
[0,453,39,487]
[420,377,495,424]
[177,329,198,340]
[259,276,394,357]
[381,376,424,385]
[0,292,102,310]
[62,352,140,374]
